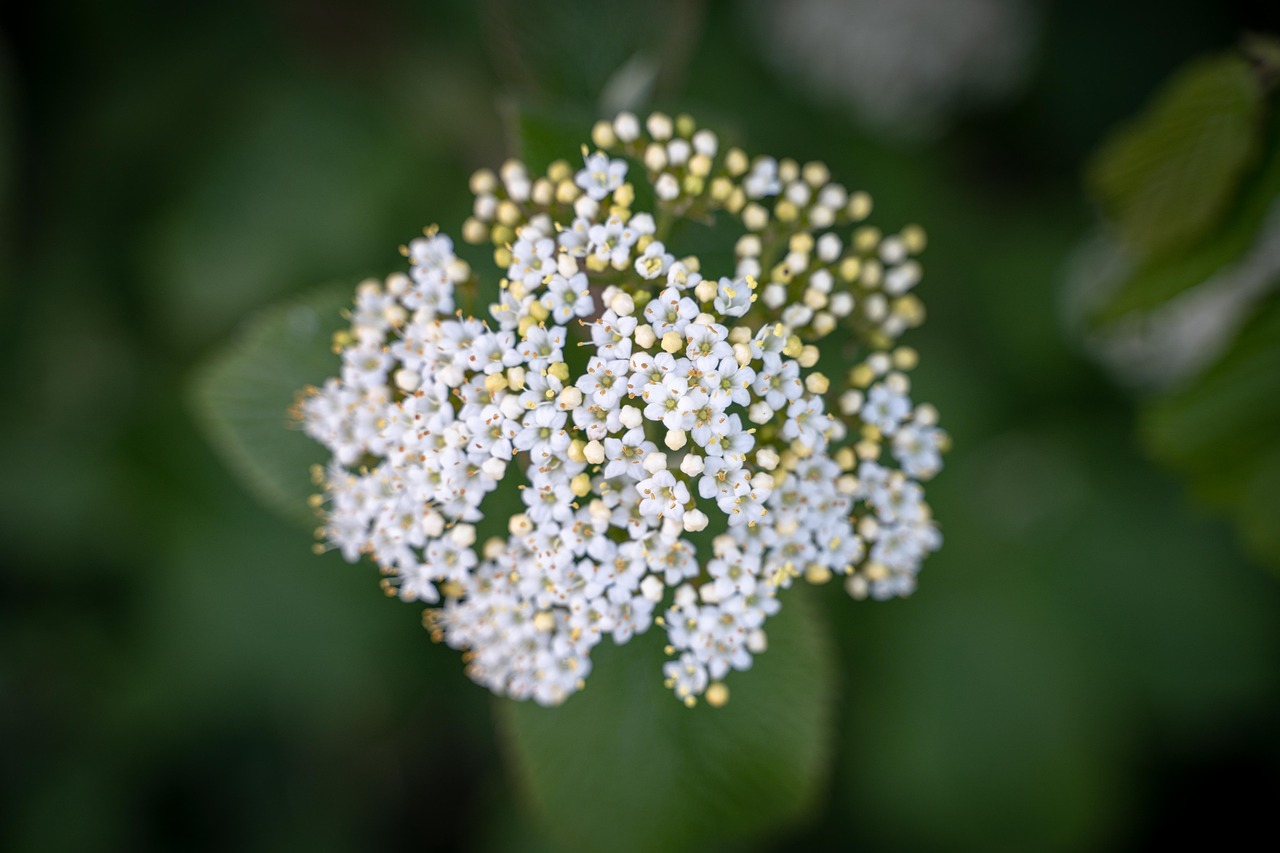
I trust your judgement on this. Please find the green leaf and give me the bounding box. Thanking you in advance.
[0,41,12,277]
[1086,53,1264,261]
[1095,129,1280,321]
[188,284,349,525]
[484,0,701,104]
[497,586,837,853]
[1238,444,1280,569]
[508,100,595,174]
[146,82,441,348]
[1142,291,1280,570]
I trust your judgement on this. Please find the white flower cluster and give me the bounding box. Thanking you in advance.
[299,112,948,707]
[750,0,1039,138]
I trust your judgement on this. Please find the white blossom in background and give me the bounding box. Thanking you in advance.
[298,112,948,708]
[1063,199,1280,390]
[748,0,1040,138]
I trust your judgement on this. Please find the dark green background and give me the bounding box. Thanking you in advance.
[2,1,1278,850]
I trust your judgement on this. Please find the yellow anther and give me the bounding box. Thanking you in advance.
[725,148,749,176]
[848,191,872,221]
[497,200,521,226]
[860,260,883,288]
[854,226,881,253]
[892,347,919,371]
[555,180,580,204]
[491,225,515,246]
[547,159,573,182]
[805,372,830,394]
[901,224,927,253]
[805,564,832,585]
[469,168,497,194]
[789,232,814,253]
[462,218,488,244]
[893,295,926,326]
[802,161,830,188]
[838,257,861,282]
[724,187,746,215]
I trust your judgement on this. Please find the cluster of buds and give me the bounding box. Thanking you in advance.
[299,112,947,707]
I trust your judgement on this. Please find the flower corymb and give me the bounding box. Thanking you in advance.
[298,113,948,707]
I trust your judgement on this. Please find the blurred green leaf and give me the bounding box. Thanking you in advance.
[838,586,1122,851]
[0,40,12,281]
[508,100,595,173]
[497,587,836,853]
[1086,53,1264,261]
[1239,443,1280,567]
[189,284,348,525]
[1095,131,1280,321]
[147,82,438,348]
[1143,291,1280,570]
[483,0,703,104]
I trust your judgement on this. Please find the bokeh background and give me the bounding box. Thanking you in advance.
[3,1,1280,850]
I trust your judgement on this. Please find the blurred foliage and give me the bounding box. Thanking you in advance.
[1085,45,1279,320]
[1088,133,1280,323]
[0,39,11,275]
[1086,53,1265,262]
[191,284,350,525]
[499,588,835,853]
[482,0,704,109]
[4,1,1280,852]
[1083,38,1280,573]
[1143,292,1280,567]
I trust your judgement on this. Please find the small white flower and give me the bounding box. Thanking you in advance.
[638,470,690,520]
[635,241,673,280]
[542,272,595,323]
[744,157,782,198]
[861,383,911,433]
[575,151,628,201]
[645,287,699,337]
[713,276,753,317]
